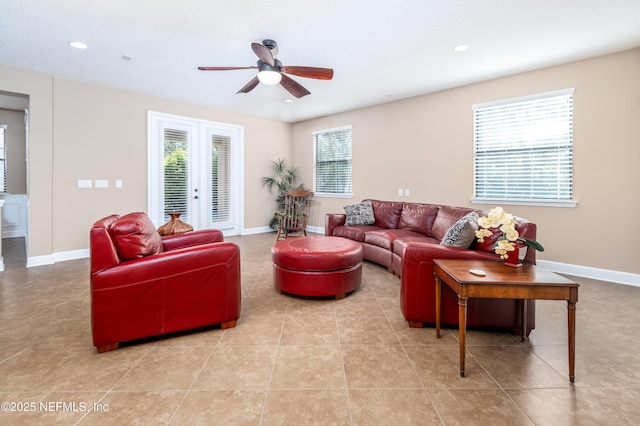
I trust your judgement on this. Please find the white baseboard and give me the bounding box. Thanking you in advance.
[55,248,90,262]
[242,226,274,235]
[26,254,55,267]
[27,248,90,267]
[537,260,639,287]
[307,225,325,235]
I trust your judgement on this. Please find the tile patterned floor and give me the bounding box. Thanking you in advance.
[1,233,639,425]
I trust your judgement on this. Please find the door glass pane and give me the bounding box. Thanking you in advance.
[211,134,230,223]
[163,128,190,223]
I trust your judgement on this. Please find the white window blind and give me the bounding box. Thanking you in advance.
[163,128,189,223]
[314,126,352,196]
[473,89,574,206]
[0,125,7,193]
[211,134,230,222]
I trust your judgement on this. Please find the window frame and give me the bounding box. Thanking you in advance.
[0,124,7,194]
[471,89,576,208]
[312,125,353,198]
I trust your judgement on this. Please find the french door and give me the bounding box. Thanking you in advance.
[148,111,243,236]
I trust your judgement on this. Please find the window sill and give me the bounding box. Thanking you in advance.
[314,192,353,199]
[470,198,577,208]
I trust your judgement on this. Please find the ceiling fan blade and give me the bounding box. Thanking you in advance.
[237,76,260,94]
[251,42,275,67]
[280,74,311,98]
[198,66,257,71]
[281,66,334,80]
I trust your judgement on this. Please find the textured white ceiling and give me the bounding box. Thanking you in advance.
[1,0,640,122]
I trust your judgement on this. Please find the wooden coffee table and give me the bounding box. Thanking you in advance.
[433,259,579,382]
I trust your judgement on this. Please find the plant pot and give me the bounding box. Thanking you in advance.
[504,243,526,267]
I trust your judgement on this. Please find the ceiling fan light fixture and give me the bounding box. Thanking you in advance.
[258,70,282,85]
[69,41,88,49]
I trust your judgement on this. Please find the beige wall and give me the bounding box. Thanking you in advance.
[1,48,638,275]
[0,109,27,194]
[292,48,640,275]
[0,64,289,257]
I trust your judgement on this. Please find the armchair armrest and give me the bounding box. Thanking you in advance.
[161,229,224,252]
[325,214,346,236]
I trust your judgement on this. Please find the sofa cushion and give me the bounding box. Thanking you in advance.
[344,200,375,226]
[397,203,439,236]
[332,225,380,242]
[110,212,162,261]
[440,212,479,248]
[369,200,404,229]
[431,206,476,241]
[364,229,423,250]
[393,235,441,256]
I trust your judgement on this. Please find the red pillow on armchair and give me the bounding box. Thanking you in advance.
[110,212,162,261]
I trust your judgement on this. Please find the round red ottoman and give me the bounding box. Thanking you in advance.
[271,236,363,299]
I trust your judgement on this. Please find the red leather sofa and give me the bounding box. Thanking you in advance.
[325,200,537,335]
[90,212,241,352]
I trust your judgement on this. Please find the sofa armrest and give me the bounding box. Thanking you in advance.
[92,241,238,290]
[161,229,224,252]
[400,242,500,325]
[402,243,499,275]
[325,214,346,236]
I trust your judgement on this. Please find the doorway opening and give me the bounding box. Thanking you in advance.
[0,90,29,271]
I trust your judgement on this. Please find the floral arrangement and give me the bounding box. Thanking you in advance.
[475,207,544,260]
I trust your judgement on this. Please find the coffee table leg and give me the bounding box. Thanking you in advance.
[435,276,441,338]
[568,300,577,382]
[458,295,468,377]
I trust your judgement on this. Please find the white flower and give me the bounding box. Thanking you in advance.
[476,207,524,258]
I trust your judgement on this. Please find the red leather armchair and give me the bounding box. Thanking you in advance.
[90,212,241,352]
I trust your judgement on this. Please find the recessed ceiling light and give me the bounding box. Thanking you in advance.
[454,44,470,52]
[284,99,293,103]
[69,41,88,49]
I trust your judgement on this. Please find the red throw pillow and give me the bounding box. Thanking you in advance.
[110,212,162,261]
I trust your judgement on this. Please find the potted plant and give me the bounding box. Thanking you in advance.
[475,207,544,266]
[261,158,308,229]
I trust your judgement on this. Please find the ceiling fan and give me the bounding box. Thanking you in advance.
[198,39,334,98]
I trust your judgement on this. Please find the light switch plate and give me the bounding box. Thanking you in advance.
[398,188,403,196]
[115,180,123,188]
[95,179,109,188]
[78,179,92,188]
[404,189,410,196]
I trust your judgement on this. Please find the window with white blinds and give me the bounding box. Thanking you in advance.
[0,125,6,193]
[313,125,352,197]
[472,89,575,206]
[163,128,189,223]
[211,134,230,222]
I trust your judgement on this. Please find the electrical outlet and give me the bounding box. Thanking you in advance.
[404,189,410,196]
[398,188,403,196]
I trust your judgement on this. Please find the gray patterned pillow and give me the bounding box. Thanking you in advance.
[344,200,375,226]
[440,212,479,248]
